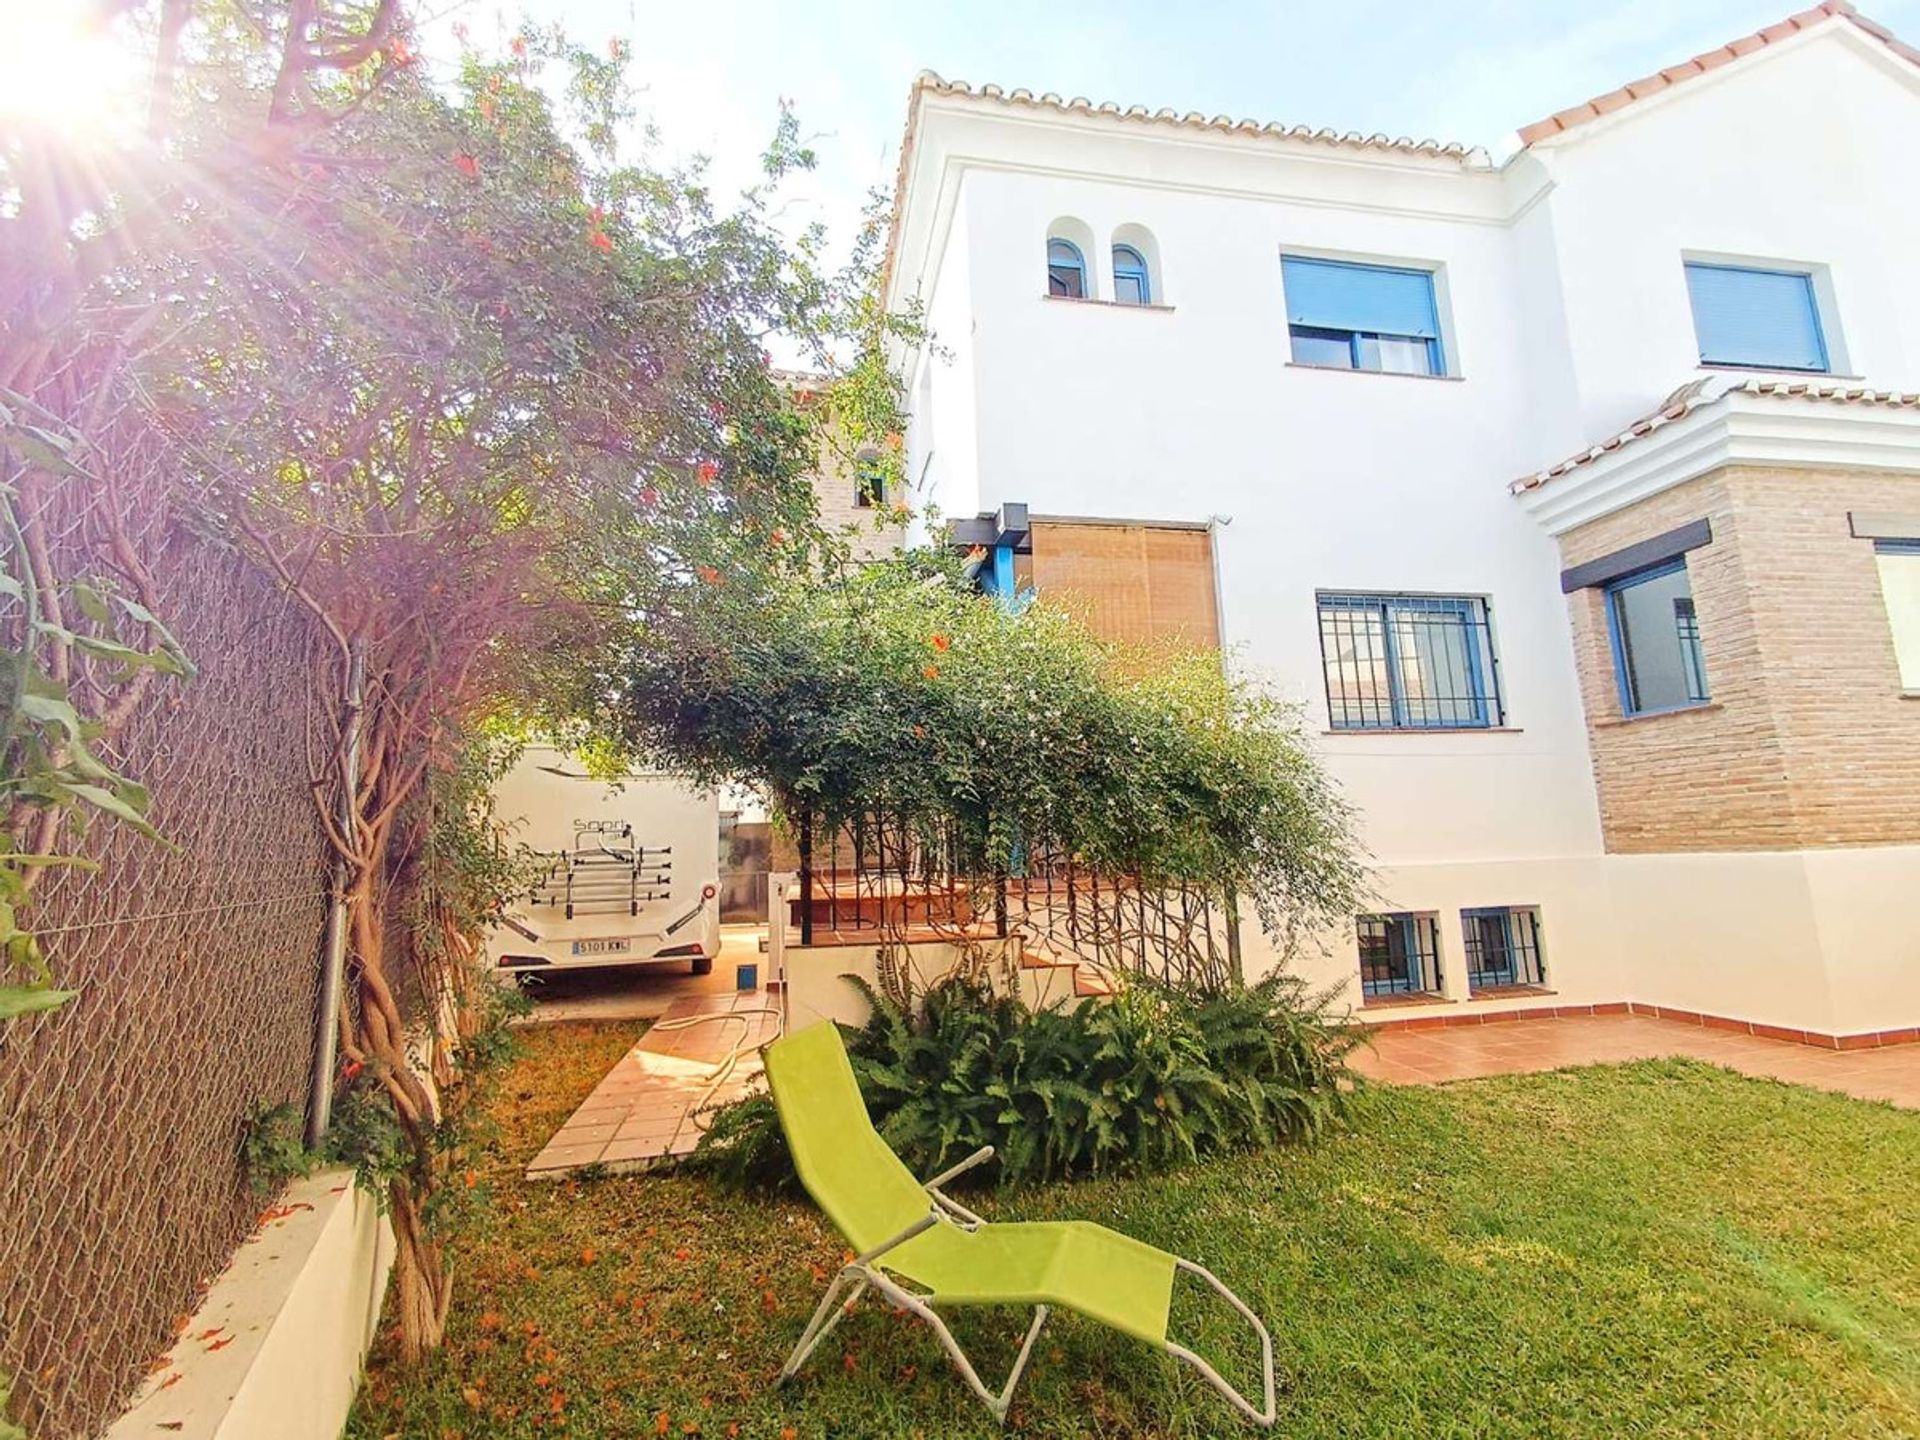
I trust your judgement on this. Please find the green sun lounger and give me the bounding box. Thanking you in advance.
[765,1021,1277,1427]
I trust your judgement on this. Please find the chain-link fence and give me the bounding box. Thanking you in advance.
[0,357,337,1437]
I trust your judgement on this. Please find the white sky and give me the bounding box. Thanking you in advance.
[421,0,1920,279]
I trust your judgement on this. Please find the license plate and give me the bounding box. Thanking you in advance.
[571,937,633,957]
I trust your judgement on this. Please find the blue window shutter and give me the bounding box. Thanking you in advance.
[1684,263,1828,371]
[1282,257,1439,339]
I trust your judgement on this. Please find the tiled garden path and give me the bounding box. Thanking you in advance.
[1353,1013,1920,1109]
[527,991,777,1178]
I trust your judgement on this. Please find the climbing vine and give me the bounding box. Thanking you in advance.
[0,397,193,1019]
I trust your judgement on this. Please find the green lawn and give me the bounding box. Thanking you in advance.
[348,1021,1920,1439]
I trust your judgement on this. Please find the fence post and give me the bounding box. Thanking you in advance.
[797,806,814,948]
[1224,887,1244,987]
[306,637,364,1148]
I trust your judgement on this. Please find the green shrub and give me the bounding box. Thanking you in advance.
[693,972,1359,1190]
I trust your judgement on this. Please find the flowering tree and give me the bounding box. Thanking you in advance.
[0,3,411,1014]
[147,31,832,1356]
[7,1,847,1362]
[607,550,1365,961]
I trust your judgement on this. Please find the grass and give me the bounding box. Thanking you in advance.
[348,1020,1920,1439]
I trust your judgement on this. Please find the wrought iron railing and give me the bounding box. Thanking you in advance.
[790,812,1242,992]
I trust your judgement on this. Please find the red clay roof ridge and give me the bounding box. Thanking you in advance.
[910,70,1483,161]
[1517,2,1919,147]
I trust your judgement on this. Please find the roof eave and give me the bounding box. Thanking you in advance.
[1514,380,1920,535]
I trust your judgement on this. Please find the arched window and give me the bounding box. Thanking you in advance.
[1047,239,1087,299]
[1112,244,1151,305]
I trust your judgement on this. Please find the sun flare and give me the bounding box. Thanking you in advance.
[0,5,147,137]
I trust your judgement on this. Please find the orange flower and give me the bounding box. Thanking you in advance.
[638,487,659,507]
[769,528,786,545]
[451,152,479,178]
[511,35,529,57]
[922,664,940,680]
[589,230,613,253]
[696,460,719,485]
[929,633,950,652]
[695,565,720,585]
[912,724,927,738]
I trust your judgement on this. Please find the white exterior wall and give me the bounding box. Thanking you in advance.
[887,22,1920,1034]
[943,140,1605,868]
[1526,26,1920,449]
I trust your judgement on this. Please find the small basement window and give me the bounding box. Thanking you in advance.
[1462,906,1546,990]
[1357,912,1443,998]
[1684,261,1829,372]
[1282,255,1444,376]
[1606,560,1710,716]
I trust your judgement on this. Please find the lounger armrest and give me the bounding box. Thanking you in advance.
[922,1145,995,1191]
[853,1211,942,1266]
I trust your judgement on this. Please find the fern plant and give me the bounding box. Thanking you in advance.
[692,972,1359,1190]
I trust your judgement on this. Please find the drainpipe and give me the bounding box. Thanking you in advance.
[306,638,366,1148]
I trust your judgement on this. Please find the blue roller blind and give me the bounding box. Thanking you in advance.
[1684,262,1828,371]
[1282,256,1439,339]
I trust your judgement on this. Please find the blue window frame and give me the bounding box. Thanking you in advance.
[1461,906,1546,990]
[1358,913,1442,997]
[1684,261,1829,372]
[1112,244,1151,305]
[1605,559,1710,716]
[1282,256,1443,376]
[1047,239,1087,299]
[1317,593,1500,730]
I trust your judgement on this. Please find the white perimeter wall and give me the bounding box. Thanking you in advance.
[1242,846,1920,1039]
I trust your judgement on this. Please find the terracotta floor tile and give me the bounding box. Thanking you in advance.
[1358,1014,1920,1109]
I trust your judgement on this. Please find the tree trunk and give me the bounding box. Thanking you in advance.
[387,1179,451,1362]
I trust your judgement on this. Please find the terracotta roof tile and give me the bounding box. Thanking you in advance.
[881,71,1486,302]
[1511,377,1920,494]
[1518,2,1918,146]
[906,72,1478,159]
[883,4,1918,299]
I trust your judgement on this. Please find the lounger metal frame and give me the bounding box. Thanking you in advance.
[775,1146,1277,1427]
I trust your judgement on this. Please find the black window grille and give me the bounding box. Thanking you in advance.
[1462,906,1546,990]
[1318,593,1502,730]
[1357,912,1443,997]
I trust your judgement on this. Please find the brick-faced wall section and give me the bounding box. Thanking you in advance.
[811,449,906,562]
[1558,465,1920,852]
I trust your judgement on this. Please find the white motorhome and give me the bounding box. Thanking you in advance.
[487,746,721,976]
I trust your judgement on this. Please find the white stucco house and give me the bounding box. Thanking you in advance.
[883,2,1920,1044]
